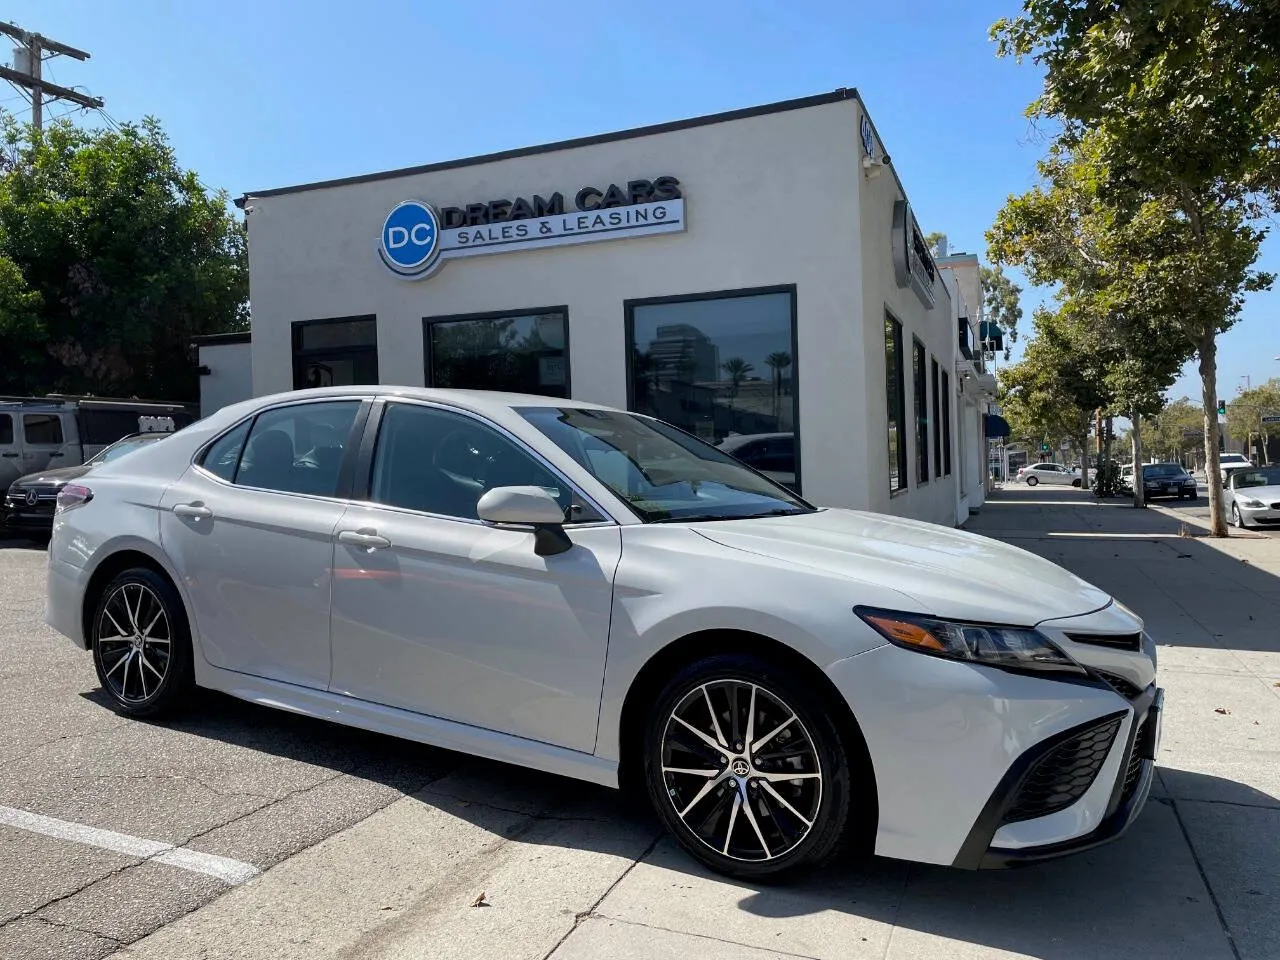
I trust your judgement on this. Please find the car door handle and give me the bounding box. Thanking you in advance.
[48,452,63,458]
[1,452,17,458]
[172,503,213,520]
[337,529,391,550]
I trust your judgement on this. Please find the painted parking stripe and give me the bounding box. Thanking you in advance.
[0,805,260,885]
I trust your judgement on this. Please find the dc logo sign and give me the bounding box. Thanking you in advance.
[378,200,442,278]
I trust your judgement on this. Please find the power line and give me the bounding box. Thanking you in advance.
[0,21,103,129]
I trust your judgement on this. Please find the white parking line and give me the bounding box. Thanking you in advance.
[0,804,260,885]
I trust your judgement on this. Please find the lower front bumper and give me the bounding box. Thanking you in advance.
[954,686,1163,869]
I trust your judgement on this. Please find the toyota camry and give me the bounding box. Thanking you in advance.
[45,387,1161,879]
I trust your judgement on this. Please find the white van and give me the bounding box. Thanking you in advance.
[0,397,196,490]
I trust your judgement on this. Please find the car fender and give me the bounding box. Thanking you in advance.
[593,526,905,763]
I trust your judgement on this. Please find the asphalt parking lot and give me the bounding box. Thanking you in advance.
[2,492,1279,960]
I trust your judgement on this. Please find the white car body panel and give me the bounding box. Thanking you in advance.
[45,385,1161,871]
[1225,480,1280,526]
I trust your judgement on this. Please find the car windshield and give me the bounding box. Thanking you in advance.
[85,434,164,465]
[1235,467,1280,489]
[519,407,814,523]
[1142,464,1186,478]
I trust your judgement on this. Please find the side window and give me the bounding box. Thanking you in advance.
[24,414,64,445]
[236,401,361,496]
[0,414,12,445]
[200,420,252,482]
[369,402,597,522]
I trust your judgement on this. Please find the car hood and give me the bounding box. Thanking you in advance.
[1233,484,1280,501]
[692,508,1112,626]
[9,464,91,489]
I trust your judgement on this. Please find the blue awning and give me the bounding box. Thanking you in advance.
[984,414,1011,438]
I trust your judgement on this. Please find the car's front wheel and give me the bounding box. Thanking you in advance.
[1232,503,1247,529]
[91,568,194,718]
[643,654,857,880]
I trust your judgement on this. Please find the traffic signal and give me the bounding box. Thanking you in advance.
[1218,400,1227,416]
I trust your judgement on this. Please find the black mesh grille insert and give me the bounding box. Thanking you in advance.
[1097,671,1144,700]
[1121,717,1149,802]
[1002,717,1122,824]
[1066,632,1142,652]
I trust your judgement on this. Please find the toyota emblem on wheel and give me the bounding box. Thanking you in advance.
[731,759,750,777]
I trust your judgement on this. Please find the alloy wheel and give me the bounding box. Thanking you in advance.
[659,679,822,862]
[96,582,172,704]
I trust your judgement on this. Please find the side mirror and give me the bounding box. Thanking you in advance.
[476,486,572,556]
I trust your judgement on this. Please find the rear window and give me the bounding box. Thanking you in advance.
[23,414,64,445]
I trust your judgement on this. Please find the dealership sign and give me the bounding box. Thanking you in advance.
[378,176,685,280]
[891,199,937,309]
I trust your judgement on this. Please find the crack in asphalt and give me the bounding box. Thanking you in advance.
[28,913,124,949]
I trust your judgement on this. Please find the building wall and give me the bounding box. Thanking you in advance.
[197,341,253,418]
[857,146,955,526]
[245,99,873,509]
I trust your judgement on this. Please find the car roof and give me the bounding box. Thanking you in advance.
[258,385,614,414]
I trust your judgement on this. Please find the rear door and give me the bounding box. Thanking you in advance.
[0,413,19,488]
[19,413,74,475]
[159,398,368,689]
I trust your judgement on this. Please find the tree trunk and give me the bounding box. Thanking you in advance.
[1131,409,1145,509]
[1078,415,1090,492]
[1199,333,1228,536]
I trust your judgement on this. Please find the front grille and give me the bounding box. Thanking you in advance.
[1002,717,1122,824]
[1066,632,1142,652]
[1097,671,1144,700]
[1271,502,1280,510]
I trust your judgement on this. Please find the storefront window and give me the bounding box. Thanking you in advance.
[424,309,569,398]
[913,338,929,484]
[941,369,952,476]
[292,317,378,389]
[931,357,942,478]
[626,287,799,492]
[886,313,906,492]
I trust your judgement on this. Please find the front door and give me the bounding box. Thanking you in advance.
[159,399,365,689]
[19,413,71,474]
[0,413,20,488]
[328,400,620,753]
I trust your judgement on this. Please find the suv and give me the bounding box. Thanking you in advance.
[1219,453,1253,484]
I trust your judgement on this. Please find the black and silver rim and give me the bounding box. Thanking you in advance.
[97,583,172,703]
[659,679,822,862]
[1232,504,1240,526]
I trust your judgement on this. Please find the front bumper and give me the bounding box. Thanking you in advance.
[1238,502,1280,525]
[825,641,1159,868]
[3,489,58,531]
[1143,483,1197,499]
[955,685,1162,868]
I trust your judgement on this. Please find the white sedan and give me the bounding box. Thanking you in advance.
[45,387,1161,878]
[1016,462,1082,487]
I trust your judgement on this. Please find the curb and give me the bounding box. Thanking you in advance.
[1145,502,1268,539]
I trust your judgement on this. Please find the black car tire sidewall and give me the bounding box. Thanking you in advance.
[642,654,856,881]
[91,568,194,718]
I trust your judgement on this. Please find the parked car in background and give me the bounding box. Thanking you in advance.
[1118,463,1135,494]
[1225,465,1280,528]
[1138,463,1198,500]
[1016,462,1082,487]
[715,432,796,489]
[3,433,170,535]
[45,386,1160,879]
[1218,453,1253,484]
[0,396,195,491]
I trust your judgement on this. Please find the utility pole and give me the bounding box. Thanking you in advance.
[0,22,102,129]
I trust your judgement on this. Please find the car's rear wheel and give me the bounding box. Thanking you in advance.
[91,568,194,718]
[643,654,856,880]
[1026,475,1039,486]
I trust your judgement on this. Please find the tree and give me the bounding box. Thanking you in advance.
[979,265,1023,359]
[992,0,1280,533]
[721,357,754,400]
[0,113,248,401]
[1226,380,1280,464]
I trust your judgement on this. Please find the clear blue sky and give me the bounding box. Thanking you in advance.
[6,0,1277,403]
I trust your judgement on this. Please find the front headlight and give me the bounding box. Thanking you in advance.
[1238,497,1265,508]
[855,607,1086,675]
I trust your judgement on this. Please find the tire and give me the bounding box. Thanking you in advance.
[91,567,194,718]
[1026,475,1039,486]
[643,654,858,881]
[1071,478,1081,488]
[1232,503,1247,529]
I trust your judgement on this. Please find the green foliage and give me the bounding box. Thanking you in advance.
[1226,379,1280,460]
[0,113,247,400]
[978,265,1023,356]
[997,307,1101,450]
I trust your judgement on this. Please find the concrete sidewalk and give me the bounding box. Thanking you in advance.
[110,488,1280,960]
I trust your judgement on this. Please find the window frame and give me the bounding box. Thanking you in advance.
[193,397,372,501]
[930,357,941,479]
[0,413,13,445]
[422,305,571,397]
[941,369,952,476]
[292,315,379,391]
[622,284,801,494]
[912,337,929,484]
[351,398,614,527]
[23,413,65,446]
[885,311,907,493]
